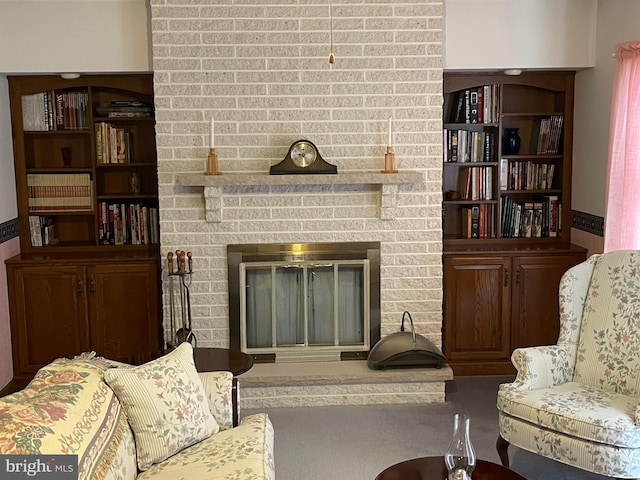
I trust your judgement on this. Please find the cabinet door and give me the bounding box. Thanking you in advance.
[511,253,585,349]
[88,261,162,362]
[7,264,89,377]
[443,256,511,362]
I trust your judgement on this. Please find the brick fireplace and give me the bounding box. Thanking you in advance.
[150,0,447,407]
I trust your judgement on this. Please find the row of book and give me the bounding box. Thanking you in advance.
[21,90,89,132]
[459,166,494,201]
[461,204,496,239]
[27,173,93,212]
[499,159,556,191]
[443,129,496,163]
[444,85,500,124]
[98,202,159,245]
[28,215,56,247]
[95,101,153,118]
[533,115,564,154]
[95,123,133,164]
[500,195,561,238]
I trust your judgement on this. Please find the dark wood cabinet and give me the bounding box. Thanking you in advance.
[88,262,161,361]
[443,247,586,375]
[443,255,511,370]
[510,254,585,350]
[7,256,162,388]
[6,264,90,378]
[5,74,163,387]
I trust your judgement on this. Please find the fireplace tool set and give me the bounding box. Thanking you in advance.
[166,250,197,349]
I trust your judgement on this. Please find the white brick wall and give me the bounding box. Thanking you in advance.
[150,0,445,405]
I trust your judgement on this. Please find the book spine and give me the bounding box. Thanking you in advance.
[470,205,480,238]
[476,87,484,124]
[468,89,478,124]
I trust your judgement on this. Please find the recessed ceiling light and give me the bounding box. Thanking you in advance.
[60,73,81,80]
[503,69,523,76]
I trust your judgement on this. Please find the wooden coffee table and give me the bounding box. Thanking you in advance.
[375,456,527,480]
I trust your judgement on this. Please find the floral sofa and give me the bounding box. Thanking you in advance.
[0,343,275,480]
[497,250,640,478]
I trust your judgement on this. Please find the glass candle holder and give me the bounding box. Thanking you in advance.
[444,413,476,480]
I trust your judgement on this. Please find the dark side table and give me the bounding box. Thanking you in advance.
[375,457,527,480]
[192,347,253,426]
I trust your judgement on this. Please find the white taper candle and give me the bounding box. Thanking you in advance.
[210,117,215,149]
[388,118,392,146]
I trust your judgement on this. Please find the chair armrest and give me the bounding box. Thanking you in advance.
[198,371,234,430]
[508,345,575,390]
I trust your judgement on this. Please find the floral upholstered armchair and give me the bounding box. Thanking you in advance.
[497,250,640,479]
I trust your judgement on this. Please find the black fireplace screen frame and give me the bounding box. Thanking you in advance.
[227,242,381,362]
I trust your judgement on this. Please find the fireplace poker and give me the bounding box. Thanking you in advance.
[183,252,194,345]
[167,251,176,348]
[176,250,188,343]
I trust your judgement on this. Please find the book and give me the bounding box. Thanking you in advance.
[484,132,494,162]
[451,130,458,162]
[548,195,559,237]
[462,205,481,238]
[476,87,484,124]
[470,205,480,238]
[521,202,534,238]
[41,216,55,245]
[469,89,479,123]
[500,158,509,191]
[453,92,465,123]
[21,93,48,131]
[464,89,471,123]
[443,93,455,124]
[27,173,92,212]
[28,216,42,247]
[532,201,543,237]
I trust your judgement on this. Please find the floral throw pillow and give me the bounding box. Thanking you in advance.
[103,342,219,470]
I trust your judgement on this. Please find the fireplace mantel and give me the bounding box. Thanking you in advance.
[176,171,425,222]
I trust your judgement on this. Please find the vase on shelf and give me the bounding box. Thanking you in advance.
[503,128,521,155]
[444,413,476,480]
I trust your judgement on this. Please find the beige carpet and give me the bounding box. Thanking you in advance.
[243,375,611,480]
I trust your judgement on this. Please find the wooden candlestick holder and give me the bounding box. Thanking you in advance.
[205,148,221,176]
[382,146,398,174]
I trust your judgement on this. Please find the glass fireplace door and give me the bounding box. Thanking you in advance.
[240,259,369,361]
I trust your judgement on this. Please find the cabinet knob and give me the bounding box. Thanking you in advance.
[77,279,83,294]
[504,269,509,287]
[90,276,96,293]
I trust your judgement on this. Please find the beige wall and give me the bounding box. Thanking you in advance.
[573,0,640,219]
[0,238,19,389]
[445,0,597,71]
[0,0,151,74]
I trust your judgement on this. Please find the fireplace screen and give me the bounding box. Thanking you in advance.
[241,260,369,361]
[228,242,381,363]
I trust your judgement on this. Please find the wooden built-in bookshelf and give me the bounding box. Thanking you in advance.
[443,72,573,246]
[6,74,162,387]
[442,71,587,376]
[9,74,159,253]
